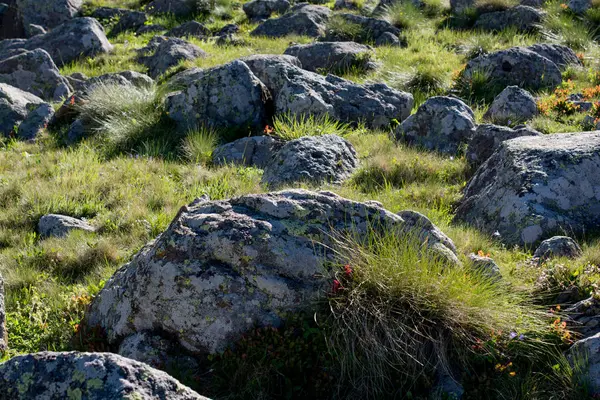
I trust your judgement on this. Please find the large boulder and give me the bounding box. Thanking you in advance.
[137,36,207,78]
[242,55,413,129]
[465,124,541,169]
[166,21,210,38]
[0,83,50,139]
[38,214,96,238]
[0,48,72,102]
[474,6,544,32]
[69,70,154,94]
[0,351,208,399]
[533,236,583,261]
[86,190,459,354]
[261,134,358,187]
[0,272,5,352]
[251,3,331,38]
[322,13,404,46]
[283,41,376,73]
[165,60,271,132]
[0,18,113,67]
[483,86,538,124]
[212,136,284,168]
[568,0,591,14]
[16,0,82,36]
[462,47,562,93]
[110,10,147,36]
[394,96,476,154]
[565,296,600,338]
[243,0,291,20]
[567,333,600,395]
[147,0,202,16]
[456,132,600,246]
[527,43,582,71]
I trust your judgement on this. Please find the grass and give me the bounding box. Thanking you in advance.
[272,114,356,141]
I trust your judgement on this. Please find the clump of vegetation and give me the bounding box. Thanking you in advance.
[272,114,355,141]
[181,125,220,164]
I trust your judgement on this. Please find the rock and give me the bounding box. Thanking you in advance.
[465,124,541,169]
[27,24,46,37]
[261,134,358,186]
[568,0,591,14]
[283,41,376,74]
[215,33,246,47]
[17,0,82,36]
[474,6,544,32]
[86,189,459,354]
[468,253,502,280]
[147,0,201,16]
[455,132,600,246]
[66,118,86,143]
[323,13,404,46]
[484,86,538,124]
[212,136,284,168]
[111,10,147,36]
[0,48,71,102]
[433,370,464,400]
[568,332,600,395]
[90,6,127,20]
[334,0,362,9]
[533,236,583,261]
[166,21,210,38]
[137,36,207,78]
[394,96,476,154]
[0,351,207,399]
[0,17,113,68]
[0,0,24,39]
[251,3,331,38]
[242,55,413,129]
[165,60,270,132]
[0,272,5,352]
[450,0,474,13]
[462,47,562,93]
[137,24,166,35]
[75,70,154,94]
[0,83,47,137]
[566,297,600,338]
[527,43,582,71]
[244,0,291,20]
[118,332,199,372]
[375,31,403,46]
[17,102,54,140]
[38,214,95,238]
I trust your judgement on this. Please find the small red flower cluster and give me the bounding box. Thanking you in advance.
[331,264,354,294]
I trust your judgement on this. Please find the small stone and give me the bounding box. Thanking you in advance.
[533,236,583,262]
[484,86,538,124]
[38,214,95,238]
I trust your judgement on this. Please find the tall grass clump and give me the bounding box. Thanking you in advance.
[325,228,561,399]
[181,125,220,164]
[272,114,354,141]
[385,2,425,30]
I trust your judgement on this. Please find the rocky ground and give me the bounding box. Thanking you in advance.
[2,0,600,398]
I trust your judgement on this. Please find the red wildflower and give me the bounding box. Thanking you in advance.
[332,279,342,294]
[344,264,353,277]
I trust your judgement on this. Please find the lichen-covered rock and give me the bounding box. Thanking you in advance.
[0,17,113,67]
[38,214,95,238]
[137,36,207,78]
[16,0,82,36]
[456,132,600,246]
[283,41,376,73]
[261,134,358,186]
[212,136,284,168]
[468,253,502,280]
[566,297,600,338]
[567,332,600,395]
[484,86,538,124]
[118,332,200,372]
[322,13,404,46]
[17,102,54,140]
[110,10,147,36]
[137,24,166,35]
[0,83,47,137]
[90,6,127,20]
[568,0,591,14]
[243,0,291,20]
[71,70,154,94]
[86,189,459,354]
[27,24,46,37]
[251,4,331,38]
[0,48,72,102]
[395,96,476,154]
[474,6,545,32]
[0,351,207,399]
[165,60,270,132]
[147,0,202,16]
[462,47,562,92]
[533,236,583,261]
[243,56,412,129]
[465,124,541,169]
[166,21,210,38]
[527,43,582,71]
[0,272,6,352]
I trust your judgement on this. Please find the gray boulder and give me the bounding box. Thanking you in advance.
[0,83,47,137]
[166,21,210,38]
[568,332,600,395]
[137,24,166,35]
[0,272,5,352]
[484,86,538,124]
[165,60,270,132]
[17,102,54,140]
[283,41,376,73]
[323,13,404,46]
[147,0,201,16]
[468,253,502,280]
[474,6,544,32]
[86,189,459,354]
[16,0,82,36]
[0,351,207,399]
[465,124,541,169]
[243,0,291,20]
[111,10,147,36]
[462,47,562,92]
[137,36,207,78]
[568,0,591,14]
[0,48,71,102]
[261,134,358,186]
[527,43,582,71]
[212,136,284,168]
[27,24,46,37]
[243,56,413,128]
[395,96,476,154]
[90,6,128,20]
[533,236,583,261]
[566,297,600,338]
[38,214,95,238]
[450,0,473,13]
[251,3,331,38]
[0,17,113,68]
[118,332,200,372]
[456,132,600,246]
[71,70,153,94]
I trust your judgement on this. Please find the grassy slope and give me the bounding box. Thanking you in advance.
[3,0,600,398]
